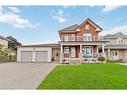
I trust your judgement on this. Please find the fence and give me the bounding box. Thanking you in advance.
[0,55,16,63]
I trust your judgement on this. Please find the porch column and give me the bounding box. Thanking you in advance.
[102,44,104,53]
[108,49,110,60]
[80,45,82,54]
[80,45,82,63]
[97,45,99,54]
[96,45,99,57]
[60,44,63,64]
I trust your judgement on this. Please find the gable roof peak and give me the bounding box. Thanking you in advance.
[77,18,103,32]
[114,32,126,38]
[104,32,127,39]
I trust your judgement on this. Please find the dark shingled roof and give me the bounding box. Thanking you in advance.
[104,32,127,39]
[105,44,127,49]
[103,34,114,38]
[59,18,103,33]
[59,24,79,31]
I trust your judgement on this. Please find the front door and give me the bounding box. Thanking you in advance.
[53,49,60,61]
[113,51,119,60]
[71,47,76,57]
[82,46,93,58]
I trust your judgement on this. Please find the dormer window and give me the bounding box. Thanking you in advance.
[117,38,124,44]
[85,24,90,29]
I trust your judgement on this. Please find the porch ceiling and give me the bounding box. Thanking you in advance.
[58,41,107,45]
[105,44,127,49]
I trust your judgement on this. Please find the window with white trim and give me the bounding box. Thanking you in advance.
[117,38,124,44]
[64,35,69,41]
[64,47,69,53]
[71,34,75,41]
[83,33,92,41]
[85,24,90,29]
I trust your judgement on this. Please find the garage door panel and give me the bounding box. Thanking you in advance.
[35,51,48,62]
[21,51,32,62]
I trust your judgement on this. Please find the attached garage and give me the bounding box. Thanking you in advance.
[17,43,60,63]
[17,47,52,63]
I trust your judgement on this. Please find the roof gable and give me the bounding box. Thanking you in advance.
[59,18,103,33]
[104,32,127,39]
[114,32,127,38]
[76,18,103,32]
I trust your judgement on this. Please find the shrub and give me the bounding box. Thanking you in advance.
[98,56,105,64]
[51,57,55,62]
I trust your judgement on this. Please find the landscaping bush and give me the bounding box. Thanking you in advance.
[98,56,105,64]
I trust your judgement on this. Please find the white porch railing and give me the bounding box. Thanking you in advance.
[60,52,105,64]
[61,36,105,42]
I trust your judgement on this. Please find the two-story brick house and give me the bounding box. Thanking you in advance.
[104,32,127,62]
[58,18,108,63]
[17,18,108,63]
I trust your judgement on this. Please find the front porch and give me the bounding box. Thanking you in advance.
[60,44,106,64]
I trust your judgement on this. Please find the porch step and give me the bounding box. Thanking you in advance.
[70,60,81,64]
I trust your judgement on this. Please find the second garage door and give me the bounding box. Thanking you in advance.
[35,51,48,62]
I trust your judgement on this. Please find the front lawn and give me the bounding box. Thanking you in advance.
[37,63,127,89]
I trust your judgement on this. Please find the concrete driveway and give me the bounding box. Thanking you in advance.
[0,62,55,89]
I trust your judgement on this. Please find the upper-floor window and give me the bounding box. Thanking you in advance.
[64,35,69,41]
[85,24,90,29]
[83,33,92,41]
[71,34,75,41]
[109,40,111,44]
[117,38,124,44]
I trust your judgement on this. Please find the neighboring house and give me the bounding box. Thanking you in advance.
[17,18,108,63]
[104,32,127,62]
[0,35,9,48]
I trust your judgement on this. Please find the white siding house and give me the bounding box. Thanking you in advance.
[17,47,52,63]
[0,35,9,48]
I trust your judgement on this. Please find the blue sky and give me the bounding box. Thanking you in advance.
[0,6,127,45]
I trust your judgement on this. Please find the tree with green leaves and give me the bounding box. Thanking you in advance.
[7,36,22,52]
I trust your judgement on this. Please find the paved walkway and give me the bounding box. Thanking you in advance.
[0,62,55,89]
[116,63,127,66]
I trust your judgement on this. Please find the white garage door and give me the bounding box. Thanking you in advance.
[21,51,32,62]
[35,51,48,62]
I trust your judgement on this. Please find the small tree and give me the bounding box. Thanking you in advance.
[98,56,105,64]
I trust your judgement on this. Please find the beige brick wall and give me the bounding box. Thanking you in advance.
[110,49,127,62]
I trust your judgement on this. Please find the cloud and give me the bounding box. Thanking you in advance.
[0,6,39,29]
[52,16,67,23]
[0,12,39,28]
[101,25,127,35]
[0,6,3,11]
[101,6,120,13]
[57,9,64,16]
[0,6,3,14]
[51,9,67,23]
[8,7,20,13]
[62,6,76,9]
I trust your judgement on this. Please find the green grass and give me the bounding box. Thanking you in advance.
[37,63,127,89]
